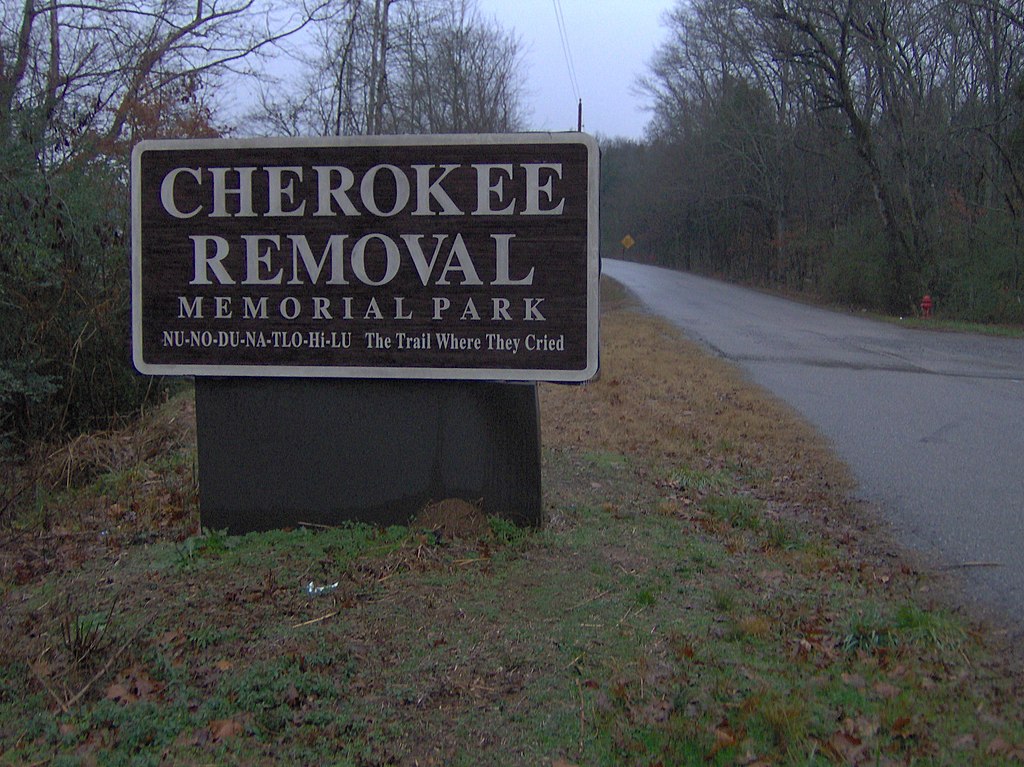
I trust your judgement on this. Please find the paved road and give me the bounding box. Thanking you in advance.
[603,259,1024,625]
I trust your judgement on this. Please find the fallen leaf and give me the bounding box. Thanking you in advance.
[952,733,977,750]
[130,667,161,700]
[988,737,1013,756]
[874,681,899,699]
[757,569,785,584]
[841,672,866,690]
[708,721,739,758]
[156,630,183,646]
[826,731,865,764]
[209,718,244,742]
[851,716,879,739]
[104,682,136,705]
[642,698,673,723]
[30,657,52,678]
[891,716,914,738]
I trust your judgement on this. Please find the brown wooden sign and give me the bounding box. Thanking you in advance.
[131,134,599,381]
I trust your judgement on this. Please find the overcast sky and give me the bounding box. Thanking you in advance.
[476,0,672,139]
[238,1,673,140]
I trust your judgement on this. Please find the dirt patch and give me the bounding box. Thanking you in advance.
[411,497,490,540]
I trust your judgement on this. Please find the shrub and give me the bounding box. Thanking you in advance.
[0,122,158,452]
[930,211,1024,324]
[822,216,892,311]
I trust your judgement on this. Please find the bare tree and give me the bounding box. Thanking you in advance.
[252,0,526,137]
[637,1,806,283]
[640,0,964,308]
[387,0,525,133]
[0,0,326,159]
[629,0,1024,317]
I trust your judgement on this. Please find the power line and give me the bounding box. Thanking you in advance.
[552,0,581,106]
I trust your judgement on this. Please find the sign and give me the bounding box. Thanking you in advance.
[620,234,635,250]
[131,134,599,382]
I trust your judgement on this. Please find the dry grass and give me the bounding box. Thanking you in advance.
[0,393,198,585]
[541,278,853,509]
[38,393,197,491]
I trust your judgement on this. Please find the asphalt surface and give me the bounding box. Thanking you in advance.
[602,258,1024,626]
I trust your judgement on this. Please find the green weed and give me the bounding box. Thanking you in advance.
[174,527,234,568]
[842,608,898,653]
[748,690,810,751]
[703,494,762,531]
[712,586,737,613]
[728,460,773,486]
[583,451,630,470]
[635,588,657,607]
[669,466,733,494]
[60,594,118,667]
[893,603,966,651]
[683,539,723,571]
[186,624,235,650]
[764,518,806,551]
[489,515,529,547]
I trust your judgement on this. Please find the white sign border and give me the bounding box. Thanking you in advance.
[131,132,600,383]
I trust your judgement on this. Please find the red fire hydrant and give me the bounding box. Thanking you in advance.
[920,294,933,318]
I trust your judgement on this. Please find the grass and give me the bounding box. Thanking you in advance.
[2,277,1024,765]
[668,466,734,494]
[877,313,1024,338]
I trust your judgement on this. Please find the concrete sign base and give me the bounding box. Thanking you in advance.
[195,378,542,534]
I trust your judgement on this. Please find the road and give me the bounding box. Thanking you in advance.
[602,258,1024,626]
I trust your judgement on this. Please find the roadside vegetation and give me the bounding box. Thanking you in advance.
[602,0,1024,325]
[879,315,1024,339]
[2,281,1023,766]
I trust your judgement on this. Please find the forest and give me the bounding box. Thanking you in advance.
[603,0,1024,322]
[2,0,1022,453]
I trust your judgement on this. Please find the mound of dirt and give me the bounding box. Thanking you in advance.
[412,498,490,540]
